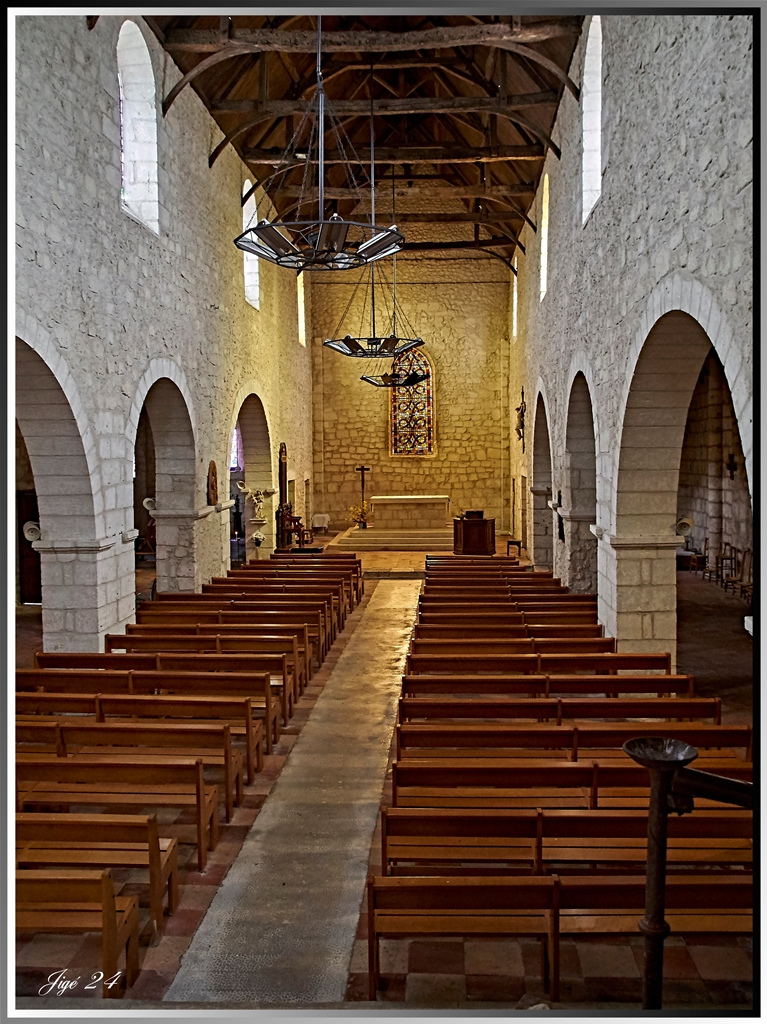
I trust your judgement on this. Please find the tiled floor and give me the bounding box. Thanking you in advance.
[14,551,754,1011]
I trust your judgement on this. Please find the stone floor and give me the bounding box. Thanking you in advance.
[14,551,754,1015]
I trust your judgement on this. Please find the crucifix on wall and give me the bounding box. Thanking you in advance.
[355,465,371,507]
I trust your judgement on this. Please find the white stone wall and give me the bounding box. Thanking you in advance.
[15,15,313,648]
[509,13,752,657]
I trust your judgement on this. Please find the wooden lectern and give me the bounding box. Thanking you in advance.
[453,516,496,555]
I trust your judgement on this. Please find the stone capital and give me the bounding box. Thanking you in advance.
[605,534,682,551]
[151,506,216,521]
[530,486,552,496]
[33,537,117,554]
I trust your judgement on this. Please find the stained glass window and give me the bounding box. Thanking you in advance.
[390,350,434,456]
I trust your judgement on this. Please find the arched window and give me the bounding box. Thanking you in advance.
[229,423,243,471]
[511,256,518,340]
[116,21,159,233]
[390,350,434,456]
[582,15,602,223]
[242,182,260,309]
[297,273,306,346]
[539,174,549,302]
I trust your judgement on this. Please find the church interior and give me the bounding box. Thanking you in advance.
[13,10,754,1016]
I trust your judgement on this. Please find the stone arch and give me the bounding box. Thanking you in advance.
[15,335,135,651]
[531,391,554,571]
[231,390,275,557]
[130,369,197,592]
[563,371,597,592]
[116,19,160,233]
[609,309,743,661]
[626,271,752,510]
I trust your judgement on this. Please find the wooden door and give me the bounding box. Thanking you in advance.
[17,490,41,604]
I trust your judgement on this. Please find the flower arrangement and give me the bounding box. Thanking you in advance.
[348,501,371,525]
[252,530,266,547]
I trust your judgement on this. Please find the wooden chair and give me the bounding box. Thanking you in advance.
[689,537,708,574]
[702,541,734,585]
[720,546,742,591]
[724,548,751,596]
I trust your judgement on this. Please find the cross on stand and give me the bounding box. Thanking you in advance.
[355,465,371,509]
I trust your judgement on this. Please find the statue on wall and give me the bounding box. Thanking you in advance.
[515,389,526,453]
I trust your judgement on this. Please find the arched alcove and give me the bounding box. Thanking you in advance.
[531,394,553,571]
[564,372,597,592]
[140,378,197,591]
[234,394,275,558]
[117,20,159,233]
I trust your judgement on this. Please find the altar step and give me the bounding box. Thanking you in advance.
[330,526,455,551]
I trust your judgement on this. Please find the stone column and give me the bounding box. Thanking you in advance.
[595,531,680,669]
[33,530,138,652]
[152,507,214,593]
[530,486,553,570]
[559,510,598,592]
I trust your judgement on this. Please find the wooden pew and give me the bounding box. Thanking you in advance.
[27,656,288,728]
[417,611,600,627]
[413,623,605,639]
[104,634,305,704]
[125,621,312,687]
[408,638,617,657]
[16,756,219,871]
[394,722,752,762]
[551,873,752,1000]
[150,594,332,651]
[16,812,179,941]
[379,806,753,877]
[205,579,346,632]
[401,673,693,698]
[136,605,326,664]
[397,696,722,726]
[366,874,558,1000]
[233,565,361,608]
[405,652,673,675]
[16,868,140,997]
[390,758,753,810]
[268,554,364,598]
[17,719,246,822]
[16,690,269,775]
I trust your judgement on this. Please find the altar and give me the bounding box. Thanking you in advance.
[369,495,450,530]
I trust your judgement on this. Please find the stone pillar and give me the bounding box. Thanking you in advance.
[33,530,138,652]
[530,485,553,570]
[559,510,598,593]
[152,507,214,593]
[596,531,680,669]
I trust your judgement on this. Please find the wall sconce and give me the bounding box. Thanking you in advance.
[725,453,738,480]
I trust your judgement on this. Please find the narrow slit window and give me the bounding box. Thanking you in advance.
[297,273,306,346]
[511,257,518,340]
[539,175,549,302]
[582,16,603,223]
[242,182,260,309]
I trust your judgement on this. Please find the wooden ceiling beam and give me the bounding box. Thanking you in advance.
[243,143,543,165]
[208,91,556,115]
[162,21,582,54]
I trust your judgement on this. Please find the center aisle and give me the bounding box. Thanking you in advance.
[165,578,422,1005]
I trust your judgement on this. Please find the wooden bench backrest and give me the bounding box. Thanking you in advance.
[559,873,753,911]
[397,696,721,724]
[96,693,254,722]
[406,652,672,675]
[416,611,599,625]
[16,811,162,848]
[17,754,207,788]
[105,633,297,657]
[395,722,752,758]
[16,867,116,912]
[34,653,158,672]
[18,668,135,693]
[408,639,616,655]
[370,873,558,911]
[400,674,693,697]
[16,691,99,715]
[413,618,606,634]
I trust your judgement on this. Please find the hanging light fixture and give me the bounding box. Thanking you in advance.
[322,80,427,387]
[234,16,403,271]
